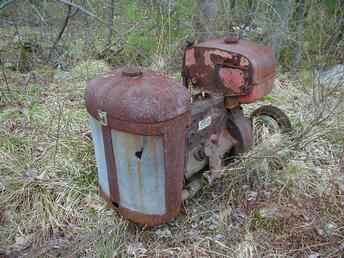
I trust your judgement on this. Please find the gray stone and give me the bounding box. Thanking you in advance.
[155,227,172,238]
[213,234,225,242]
[259,207,280,219]
[231,208,247,225]
[319,64,344,88]
[323,222,337,237]
[127,242,147,257]
[23,169,38,181]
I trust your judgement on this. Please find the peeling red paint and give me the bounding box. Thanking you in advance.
[87,37,281,227]
[182,37,276,102]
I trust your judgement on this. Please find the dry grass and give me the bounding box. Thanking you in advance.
[0,61,344,258]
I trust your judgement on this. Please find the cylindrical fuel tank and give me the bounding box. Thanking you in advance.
[85,66,191,226]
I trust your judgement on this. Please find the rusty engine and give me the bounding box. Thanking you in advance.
[85,36,291,226]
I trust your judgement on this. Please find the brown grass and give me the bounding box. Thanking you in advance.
[0,61,344,257]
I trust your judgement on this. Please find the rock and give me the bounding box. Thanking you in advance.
[315,222,337,238]
[319,64,344,88]
[231,208,247,225]
[23,169,48,181]
[127,242,147,257]
[208,223,217,230]
[213,234,225,242]
[308,253,320,258]
[259,207,281,219]
[23,169,38,180]
[155,227,172,238]
[323,222,337,237]
[191,222,198,229]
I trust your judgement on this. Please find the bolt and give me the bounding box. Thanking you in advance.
[210,134,218,144]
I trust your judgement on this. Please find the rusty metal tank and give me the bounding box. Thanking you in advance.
[183,36,276,104]
[86,66,191,226]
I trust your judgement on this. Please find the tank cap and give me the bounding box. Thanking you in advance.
[122,66,143,77]
[224,35,239,44]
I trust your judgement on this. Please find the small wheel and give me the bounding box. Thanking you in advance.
[251,105,291,145]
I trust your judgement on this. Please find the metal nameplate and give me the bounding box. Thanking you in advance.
[198,116,211,131]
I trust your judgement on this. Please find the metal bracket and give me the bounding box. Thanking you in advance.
[97,110,108,126]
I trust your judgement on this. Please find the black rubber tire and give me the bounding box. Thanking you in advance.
[250,105,292,133]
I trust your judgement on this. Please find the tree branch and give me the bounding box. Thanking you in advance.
[54,0,106,24]
[0,0,16,10]
[48,2,73,61]
[0,55,9,92]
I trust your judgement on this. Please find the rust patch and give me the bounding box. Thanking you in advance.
[87,69,191,226]
[87,38,280,226]
[219,67,245,93]
[102,126,120,204]
[185,48,196,66]
[182,37,276,103]
[86,67,191,125]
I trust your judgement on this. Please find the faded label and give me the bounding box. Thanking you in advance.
[198,116,212,131]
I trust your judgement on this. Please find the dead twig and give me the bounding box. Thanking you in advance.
[28,0,48,25]
[0,0,16,10]
[54,0,106,24]
[0,55,10,102]
[0,56,9,92]
[53,99,65,169]
[48,2,73,61]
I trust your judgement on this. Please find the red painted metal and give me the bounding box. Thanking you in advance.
[239,76,275,103]
[86,67,190,124]
[86,37,282,227]
[226,108,253,153]
[101,126,119,203]
[182,37,276,103]
[224,35,240,44]
[219,67,245,94]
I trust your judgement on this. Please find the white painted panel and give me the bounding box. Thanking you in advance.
[89,117,110,197]
[111,130,166,215]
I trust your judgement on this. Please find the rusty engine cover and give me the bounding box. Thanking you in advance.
[183,37,276,104]
[86,67,191,226]
[86,37,282,226]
